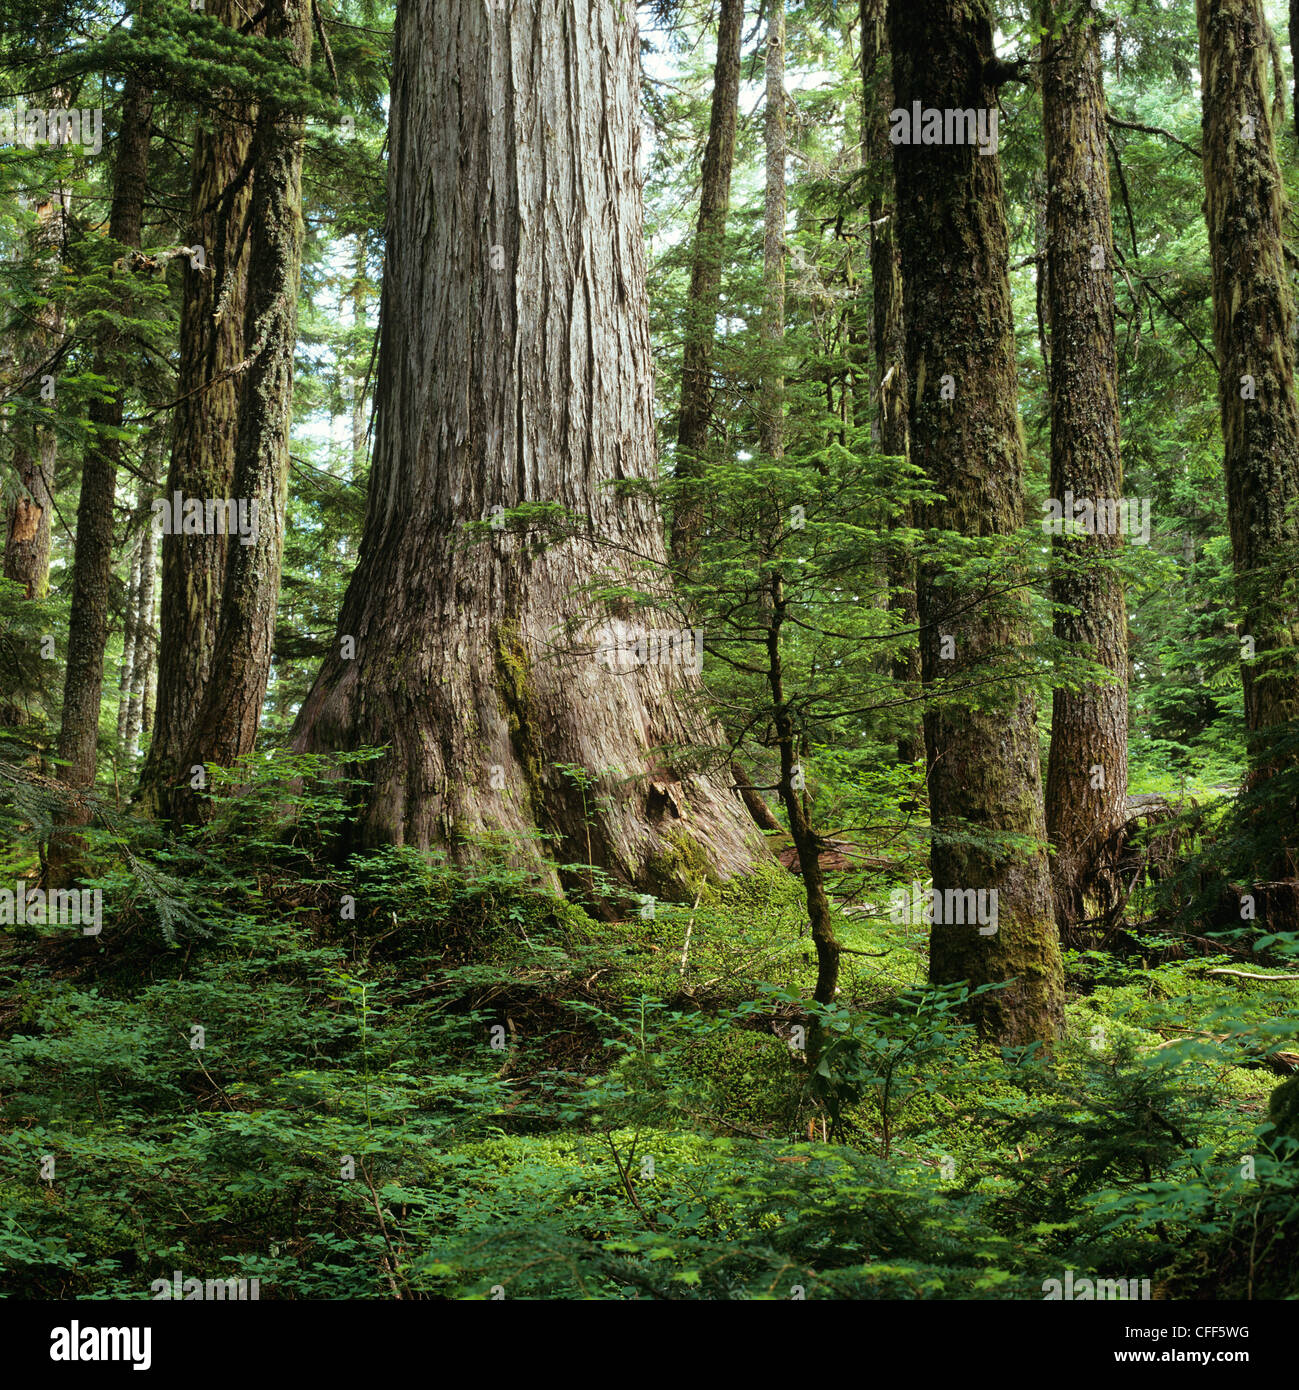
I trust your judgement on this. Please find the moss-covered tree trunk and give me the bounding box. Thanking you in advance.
[1198,0,1299,843]
[291,0,765,894]
[173,0,310,821]
[861,0,922,766]
[136,0,253,817]
[54,69,152,818]
[670,0,743,568]
[889,0,1065,1045]
[1041,0,1129,941]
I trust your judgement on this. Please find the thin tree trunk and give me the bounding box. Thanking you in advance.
[731,759,783,832]
[127,444,159,758]
[174,0,310,821]
[1199,0,1299,886]
[136,0,253,817]
[861,0,922,765]
[53,67,152,850]
[351,233,369,477]
[0,103,64,731]
[117,532,142,748]
[671,0,744,569]
[889,0,1065,1045]
[760,2,837,998]
[3,173,65,604]
[127,517,155,757]
[768,573,840,1005]
[1,432,56,728]
[291,0,764,894]
[760,1,786,463]
[1291,0,1299,142]
[1041,0,1129,941]
[141,588,156,742]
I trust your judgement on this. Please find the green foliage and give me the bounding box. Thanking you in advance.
[4,0,1299,1307]
[3,760,1296,1300]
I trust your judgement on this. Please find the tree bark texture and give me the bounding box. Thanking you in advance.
[291,0,766,896]
[1198,0,1299,814]
[670,0,743,568]
[861,0,922,765]
[175,0,310,818]
[760,2,787,464]
[1041,0,1130,940]
[889,0,1066,1045]
[136,0,253,816]
[56,69,152,794]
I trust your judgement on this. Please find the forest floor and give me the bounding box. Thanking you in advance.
[2,798,1297,1300]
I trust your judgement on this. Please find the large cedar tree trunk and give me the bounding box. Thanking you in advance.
[291,0,765,895]
[670,0,743,568]
[136,0,253,816]
[1041,0,1129,940]
[1198,0,1299,830]
[889,0,1065,1045]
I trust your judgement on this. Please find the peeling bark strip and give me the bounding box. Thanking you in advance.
[1041,0,1129,939]
[137,0,253,817]
[292,0,765,892]
[1197,0,1299,793]
[176,0,310,817]
[889,0,1065,1044]
[670,0,743,568]
[3,444,52,601]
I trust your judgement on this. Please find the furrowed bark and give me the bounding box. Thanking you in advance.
[861,0,922,765]
[1041,0,1130,940]
[889,0,1066,1045]
[136,0,254,817]
[291,0,766,897]
[174,0,310,822]
[1198,0,1299,847]
[52,66,152,870]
